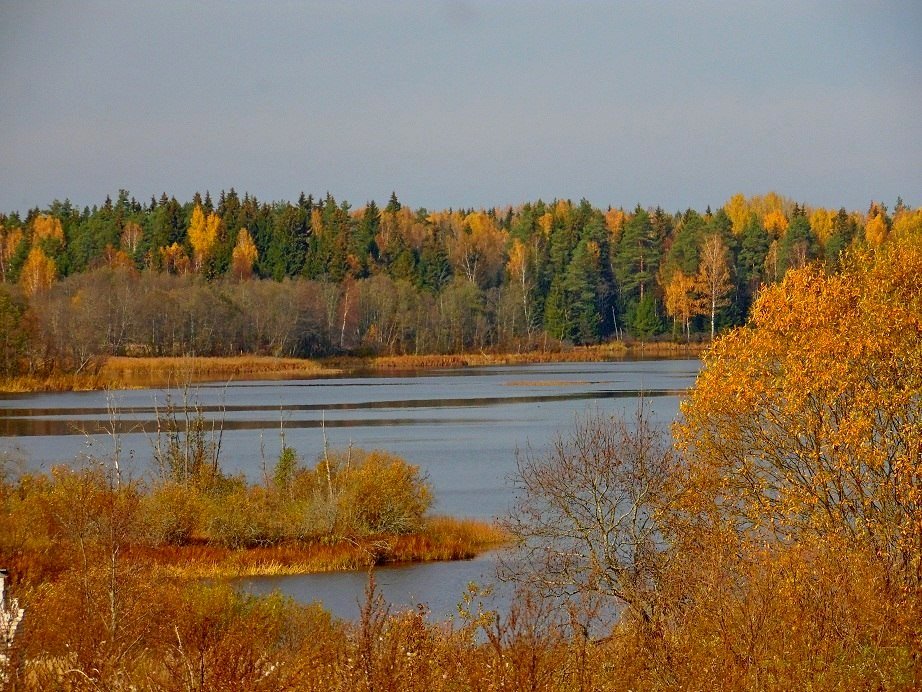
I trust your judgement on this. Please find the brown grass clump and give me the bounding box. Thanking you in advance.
[100,354,338,387]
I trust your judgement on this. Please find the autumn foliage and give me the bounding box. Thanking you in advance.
[1,229,921,688]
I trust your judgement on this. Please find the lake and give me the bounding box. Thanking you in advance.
[0,358,700,618]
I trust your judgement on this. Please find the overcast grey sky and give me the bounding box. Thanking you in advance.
[1,1,919,214]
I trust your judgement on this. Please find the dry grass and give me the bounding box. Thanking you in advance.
[142,517,509,580]
[0,371,107,392]
[0,341,708,392]
[323,340,708,372]
[326,345,629,371]
[100,355,339,387]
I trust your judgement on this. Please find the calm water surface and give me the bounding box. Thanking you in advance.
[0,358,699,619]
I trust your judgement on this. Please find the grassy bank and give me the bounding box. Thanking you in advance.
[143,517,508,580]
[0,341,707,392]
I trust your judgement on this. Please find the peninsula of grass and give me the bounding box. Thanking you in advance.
[142,516,509,580]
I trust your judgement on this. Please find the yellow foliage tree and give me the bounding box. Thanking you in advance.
[445,211,508,287]
[695,234,733,341]
[19,246,57,296]
[676,233,922,584]
[724,192,794,236]
[160,242,191,275]
[604,208,626,244]
[723,193,750,236]
[808,207,834,248]
[864,211,889,247]
[750,191,791,219]
[231,228,258,280]
[537,211,553,237]
[187,205,221,271]
[32,214,64,243]
[103,244,136,270]
[310,208,325,237]
[892,207,922,241]
[762,209,789,238]
[0,224,24,283]
[663,270,697,341]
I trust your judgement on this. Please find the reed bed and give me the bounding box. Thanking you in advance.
[0,371,107,392]
[100,355,339,387]
[0,341,708,392]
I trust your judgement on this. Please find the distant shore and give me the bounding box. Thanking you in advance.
[0,341,707,393]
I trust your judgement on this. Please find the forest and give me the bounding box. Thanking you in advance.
[0,227,919,689]
[1,189,918,379]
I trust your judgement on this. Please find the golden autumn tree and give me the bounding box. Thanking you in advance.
[0,224,24,283]
[537,210,554,237]
[231,228,258,280]
[187,204,221,271]
[762,209,789,238]
[750,191,791,219]
[19,246,57,296]
[103,244,135,270]
[864,209,889,247]
[724,193,750,236]
[892,207,922,240]
[160,242,191,275]
[663,270,697,341]
[695,234,733,341]
[32,214,64,243]
[506,238,535,336]
[445,211,508,287]
[604,207,626,244]
[676,232,922,584]
[808,207,834,248]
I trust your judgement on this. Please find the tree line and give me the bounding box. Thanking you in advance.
[1,189,919,375]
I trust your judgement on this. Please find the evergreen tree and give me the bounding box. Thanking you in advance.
[543,278,569,342]
[663,210,705,276]
[417,232,451,293]
[779,215,820,274]
[564,239,602,344]
[352,201,381,276]
[737,213,770,309]
[264,204,308,280]
[824,207,856,268]
[613,206,660,304]
[629,294,661,340]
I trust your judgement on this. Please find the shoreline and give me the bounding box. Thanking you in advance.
[0,341,708,393]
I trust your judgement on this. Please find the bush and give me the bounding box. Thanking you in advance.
[330,449,432,536]
[141,480,204,545]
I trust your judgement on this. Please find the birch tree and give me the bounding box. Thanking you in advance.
[695,233,732,341]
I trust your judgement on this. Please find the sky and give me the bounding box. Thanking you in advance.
[1,1,920,214]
